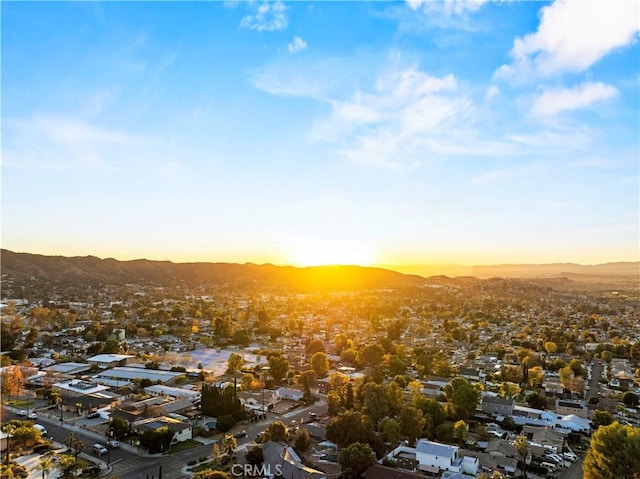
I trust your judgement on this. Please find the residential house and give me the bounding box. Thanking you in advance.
[482,396,514,416]
[261,441,326,479]
[555,399,588,419]
[415,439,478,476]
[132,416,193,445]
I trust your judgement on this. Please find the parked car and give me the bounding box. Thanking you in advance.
[28,412,38,419]
[540,462,557,472]
[17,410,27,416]
[107,440,120,448]
[545,453,564,464]
[563,452,577,461]
[92,444,108,456]
[87,412,101,419]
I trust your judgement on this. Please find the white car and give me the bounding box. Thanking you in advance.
[107,440,120,448]
[28,412,38,419]
[545,453,564,465]
[17,410,27,416]
[563,452,577,461]
[92,444,108,456]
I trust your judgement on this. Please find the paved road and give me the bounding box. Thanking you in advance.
[559,457,584,479]
[3,397,329,478]
[586,360,604,400]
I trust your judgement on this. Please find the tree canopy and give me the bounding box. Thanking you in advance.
[583,422,640,479]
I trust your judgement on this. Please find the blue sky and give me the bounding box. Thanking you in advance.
[2,0,639,267]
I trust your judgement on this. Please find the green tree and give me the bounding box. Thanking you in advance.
[311,352,329,378]
[65,432,84,464]
[500,381,521,399]
[57,456,76,479]
[327,390,343,416]
[326,411,373,448]
[444,378,480,420]
[515,434,528,478]
[297,370,317,399]
[338,442,375,478]
[381,418,401,445]
[414,395,446,437]
[453,420,468,444]
[226,353,244,374]
[265,421,288,443]
[268,355,289,384]
[294,428,311,452]
[306,339,325,356]
[222,434,237,456]
[38,457,52,479]
[525,391,547,410]
[361,382,389,426]
[139,426,173,453]
[399,407,425,445]
[622,391,639,408]
[11,425,40,448]
[583,422,640,479]
[386,381,405,416]
[246,445,264,466]
[360,344,384,368]
[109,417,130,439]
[592,410,614,428]
[327,372,350,392]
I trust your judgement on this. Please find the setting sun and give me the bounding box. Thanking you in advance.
[286,239,375,267]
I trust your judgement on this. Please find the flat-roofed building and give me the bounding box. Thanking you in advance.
[144,384,200,402]
[93,366,183,385]
[87,354,135,368]
[53,379,110,398]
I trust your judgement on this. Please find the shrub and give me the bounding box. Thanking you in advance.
[32,443,53,453]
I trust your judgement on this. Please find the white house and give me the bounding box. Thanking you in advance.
[415,439,478,475]
[144,384,201,403]
[276,387,304,401]
[132,416,193,444]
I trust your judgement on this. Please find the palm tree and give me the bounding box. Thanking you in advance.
[38,457,52,479]
[514,434,528,479]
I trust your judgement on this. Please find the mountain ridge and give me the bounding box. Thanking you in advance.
[1,249,638,292]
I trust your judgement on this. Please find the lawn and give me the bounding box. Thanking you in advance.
[170,439,201,453]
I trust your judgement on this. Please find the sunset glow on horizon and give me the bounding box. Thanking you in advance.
[2,1,638,267]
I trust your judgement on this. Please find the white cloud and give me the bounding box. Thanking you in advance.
[287,36,307,54]
[407,0,488,16]
[530,82,618,117]
[313,65,475,167]
[484,85,500,101]
[496,0,640,80]
[240,1,288,32]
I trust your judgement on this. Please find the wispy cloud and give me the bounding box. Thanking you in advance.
[495,0,640,81]
[530,82,618,117]
[2,114,148,171]
[240,1,288,32]
[406,0,488,16]
[287,36,307,54]
[313,65,477,168]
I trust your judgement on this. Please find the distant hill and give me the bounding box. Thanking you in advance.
[383,262,639,280]
[2,250,638,294]
[471,262,639,279]
[0,249,428,291]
